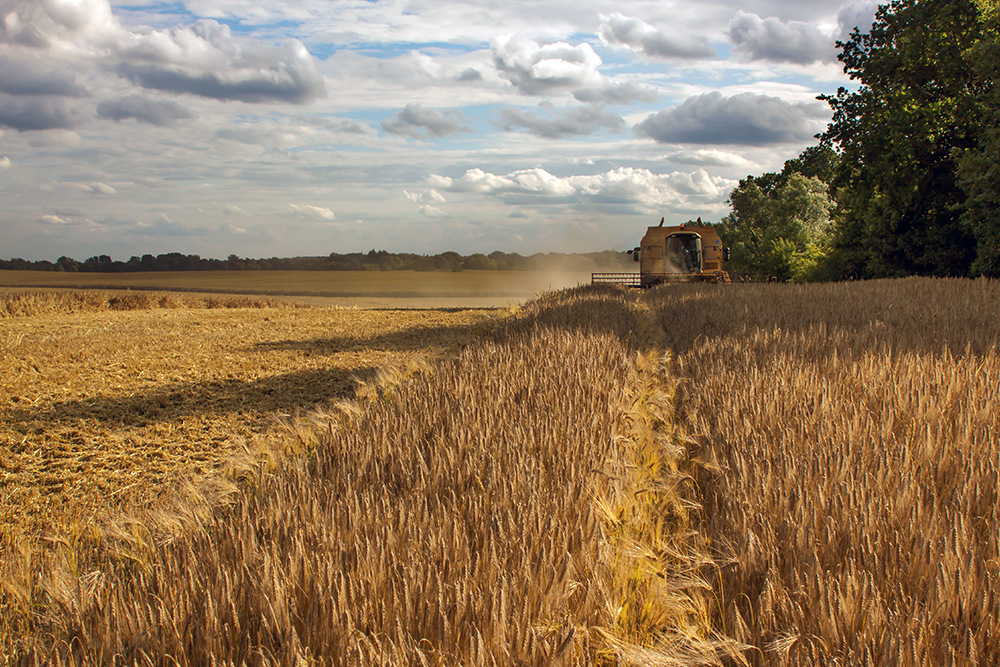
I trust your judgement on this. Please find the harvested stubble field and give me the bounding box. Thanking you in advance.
[0,290,496,643]
[3,278,999,666]
[0,290,493,537]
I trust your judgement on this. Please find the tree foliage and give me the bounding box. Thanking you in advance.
[718,146,837,282]
[955,0,1000,275]
[820,0,990,277]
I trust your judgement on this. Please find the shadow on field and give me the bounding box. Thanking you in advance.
[254,321,480,356]
[5,366,376,432]
[253,286,653,362]
[489,283,656,353]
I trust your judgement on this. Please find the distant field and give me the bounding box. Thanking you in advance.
[0,270,590,307]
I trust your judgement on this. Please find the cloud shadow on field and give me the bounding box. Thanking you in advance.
[5,366,377,432]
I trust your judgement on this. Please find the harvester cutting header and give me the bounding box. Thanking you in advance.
[593,217,732,288]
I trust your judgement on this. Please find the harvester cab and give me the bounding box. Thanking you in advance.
[637,231,701,274]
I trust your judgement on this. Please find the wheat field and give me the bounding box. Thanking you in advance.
[645,277,1000,665]
[5,286,726,664]
[3,278,998,665]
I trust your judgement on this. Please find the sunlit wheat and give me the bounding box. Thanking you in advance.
[646,277,1000,665]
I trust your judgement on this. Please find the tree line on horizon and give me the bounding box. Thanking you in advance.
[0,249,634,274]
[719,0,1000,282]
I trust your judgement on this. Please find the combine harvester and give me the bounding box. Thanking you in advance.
[592,217,734,288]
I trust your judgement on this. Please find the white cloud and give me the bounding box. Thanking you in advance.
[664,148,755,169]
[417,204,446,218]
[36,212,95,226]
[0,156,10,169]
[372,51,445,84]
[0,54,88,96]
[495,105,623,138]
[96,94,195,126]
[403,189,446,204]
[664,169,724,196]
[572,80,659,105]
[634,91,829,146]
[404,189,448,217]
[430,167,577,197]
[301,116,373,136]
[3,2,325,105]
[223,204,247,215]
[575,167,728,203]
[0,0,119,48]
[79,181,117,195]
[135,176,167,188]
[599,13,714,60]
[37,213,72,225]
[289,203,335,220]
[321,48,498,98]
[116,20,325,104]
[727,11,836,64]
[0,93,84,130]
[491,35,603,96]
[430,166,734,207]
[457,67,482,82]
[837,2,879,43]
[133,213,197,237]
[215,121,315,147]
[381,103,471,138]
[26,128,80,146]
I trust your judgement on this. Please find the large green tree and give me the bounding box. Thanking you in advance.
[820,0,990,277]
[718,146,837,282]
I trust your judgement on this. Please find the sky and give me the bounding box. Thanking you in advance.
[0,0,878,261]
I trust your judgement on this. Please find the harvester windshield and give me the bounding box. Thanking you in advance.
[664,233,701,273]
